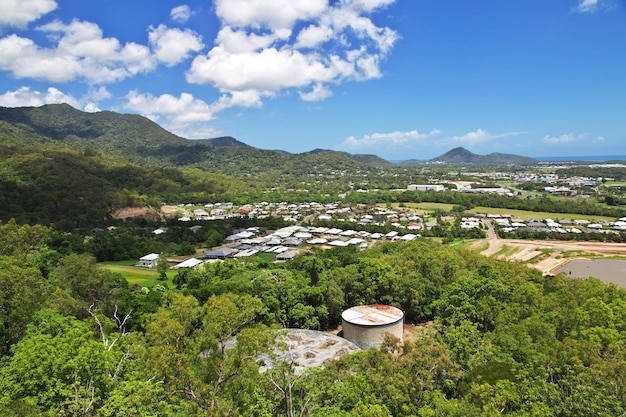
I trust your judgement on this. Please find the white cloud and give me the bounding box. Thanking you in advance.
[148,25,203,66]
[86,86,111,101]
[452,129,491,145]
[211,90,267,112]
[352,0,397,13]
[295,24,334,49]
[0,0,57,28]
[215,26,287,54]
[188,46,340,91]
[0,20,155,83]
[338,129,441,151]
[453,129,526,145]
[187,0,399,112]
[0,0,401,128]
[572,0,615,13]
[123,90,222,138]
[299,83,333,101]
[593,135,605,144]
[170,5,193,24]
[0,86,79,107]
[573,0,600,13]
[83,102,100,113]
[214,0,328,30]
[543,133,577,144]
[0,85,112,112]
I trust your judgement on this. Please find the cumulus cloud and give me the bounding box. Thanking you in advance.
[214,0,328,31]
[338,129,441,151]
[299,83,333,101]
[148,24,203,66]
[123,90,222,138]
[0,85,113,112]
[572,0,616,13]
[0,0,401,133]
[0,86,79,107]
[0,0,57,28]
[170,5,193,24]
[452,129,492,145]
[0,20,155,83]
[573,0,600,13]
[543,133,580,145]
[187,0,399,111]
[85,86,111,101]
[83,102,100,112]
[453,129,526,145]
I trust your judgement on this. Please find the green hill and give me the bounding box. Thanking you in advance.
[0,104,391,228]
[429,146,537,165]
[0,104,388,175]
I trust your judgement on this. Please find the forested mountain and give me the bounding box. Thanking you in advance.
[428,146,537,165]
[0,144,257,229]
[0,104,393,228]
[0,104,388,171]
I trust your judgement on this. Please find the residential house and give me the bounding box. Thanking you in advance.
[138,253,160,268]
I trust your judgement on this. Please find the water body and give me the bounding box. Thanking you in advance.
[554,259,626,287]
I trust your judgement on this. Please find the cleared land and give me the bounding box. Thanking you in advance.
[473,231,626,276]
[98,261,175,288]
[467,206,616,222]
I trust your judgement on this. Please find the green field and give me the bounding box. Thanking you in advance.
[393,202,617,222]
[98,260,176,288]
[467,206,616,222]
[391,202,456,213]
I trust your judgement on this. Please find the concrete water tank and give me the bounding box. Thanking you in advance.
[341,304,404,349]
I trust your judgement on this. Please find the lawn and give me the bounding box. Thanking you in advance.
[99,260,176,289]
[255,252,277,262]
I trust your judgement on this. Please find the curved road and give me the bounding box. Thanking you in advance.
[476,220,626,274]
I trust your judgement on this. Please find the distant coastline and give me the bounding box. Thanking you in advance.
[391,155,626,164]
[535,155,626,162]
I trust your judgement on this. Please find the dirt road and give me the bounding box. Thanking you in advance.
[474,220,626,275]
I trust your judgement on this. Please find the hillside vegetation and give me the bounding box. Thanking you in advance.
[2,224,626,415]
[2,104,626,416]
[0,104,388,172]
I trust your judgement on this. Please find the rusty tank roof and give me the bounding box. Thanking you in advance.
[341,304,404,326]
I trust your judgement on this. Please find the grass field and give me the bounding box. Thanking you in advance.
[390,202,456,213]
[392,202,617,223]
[98,260,176,288]
[467,206,616,222]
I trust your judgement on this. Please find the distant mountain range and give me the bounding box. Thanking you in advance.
[0,104,537,168]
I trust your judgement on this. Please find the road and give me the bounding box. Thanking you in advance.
[475,220,626,275]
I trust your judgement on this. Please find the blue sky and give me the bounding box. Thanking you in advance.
[0,0,624,160]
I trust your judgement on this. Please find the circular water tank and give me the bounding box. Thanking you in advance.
[341,304,404,349]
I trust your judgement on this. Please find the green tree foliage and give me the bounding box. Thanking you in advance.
[4,225,626,414]
[0,310,123,416]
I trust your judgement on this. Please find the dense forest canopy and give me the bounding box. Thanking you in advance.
[2,220,626,416]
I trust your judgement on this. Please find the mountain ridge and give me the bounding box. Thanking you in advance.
[0,104,536,167]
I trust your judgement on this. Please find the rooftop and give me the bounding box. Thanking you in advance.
[341,304,404,326]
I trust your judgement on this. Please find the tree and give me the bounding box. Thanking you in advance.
[0,256,51,355]
[0,310,117,416]
[157,255,168,281]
